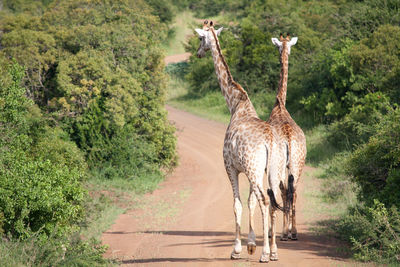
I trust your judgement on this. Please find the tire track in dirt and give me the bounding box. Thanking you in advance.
[102,106,355,266]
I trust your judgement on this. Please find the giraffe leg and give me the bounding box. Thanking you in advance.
[268,142,286,261]
[280,184,289,241]
[281,146,290,241]
[288,143,305,241]
[227,168,242,259]
[290,191,298,240]
[270,207,279,261]
[281,197,289,241]
[288,167,301,240]
[247,190,257,255]
[268,180,281,261]
[252,182,270,263]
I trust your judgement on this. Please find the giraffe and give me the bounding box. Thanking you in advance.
[269,33,307,241]
[195,21,286,262]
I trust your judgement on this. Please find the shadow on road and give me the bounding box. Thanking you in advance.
[105,230,233,236]
[122,257,233,264]
[105,227,351,264]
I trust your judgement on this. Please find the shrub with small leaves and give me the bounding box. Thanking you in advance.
[328,92,392,149]
[346,107,400,206]
[0,61,87,239]
[337,201,400,263]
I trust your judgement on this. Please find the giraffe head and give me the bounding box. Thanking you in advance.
[195,20,223,58]
[271,33,298,56]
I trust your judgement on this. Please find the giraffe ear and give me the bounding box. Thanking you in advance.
[215,27,224,36]
[271,38,282,47]
[289,37,298,46]
[195,29,205,36]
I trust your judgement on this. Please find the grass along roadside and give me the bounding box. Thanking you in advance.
[129,188,192,232]
[81,178,133,242]
[302,167,353,235]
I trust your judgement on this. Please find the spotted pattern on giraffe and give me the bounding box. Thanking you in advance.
[270,34,306,241]
[195,21,287,263]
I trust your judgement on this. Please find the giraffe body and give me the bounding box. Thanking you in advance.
[270,35,307,241]
[195,21,286,262]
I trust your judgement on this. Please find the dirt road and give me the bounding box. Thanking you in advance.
[164,53,191,65]
[102,106,351,266]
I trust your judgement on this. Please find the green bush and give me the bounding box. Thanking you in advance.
[185,49,218,97]
[89,125,166,193]
[0,212,4,236]
[0,0,177,177]
[334,107,400,264]
[346,107,400,207]
[1,0,52,14]
[299,25,400,123]
[165,61,189,80]
[337,201,400,263]
[0,62,87,239]
[146,0,174,23]
[0,152,85,238]
[328,92,392,149]
[0,233,111,267]
[338,0,400,41]
[349,24,400,100]
[32,126,88,170]
[0,60,31,129]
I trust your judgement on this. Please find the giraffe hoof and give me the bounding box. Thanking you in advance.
[247,242,256,255]
[259,253,269,263]
[290,233,298,240]
[270,252,279,261]
[280,234,288,241]
[230,252,241,260]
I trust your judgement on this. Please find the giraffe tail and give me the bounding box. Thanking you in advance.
[267,188,284,211]
[287,174,295,209]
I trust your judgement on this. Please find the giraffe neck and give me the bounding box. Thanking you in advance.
[275,46,289,107]
[209,28,255,116]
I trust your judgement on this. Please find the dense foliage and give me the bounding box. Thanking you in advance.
[185,0,400,121]
[347,108,400,207]
[337,200,400,263]
[0,0,177,265]
[0,61,86,239]
[0,0,176,175]
[0,62,109,266]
